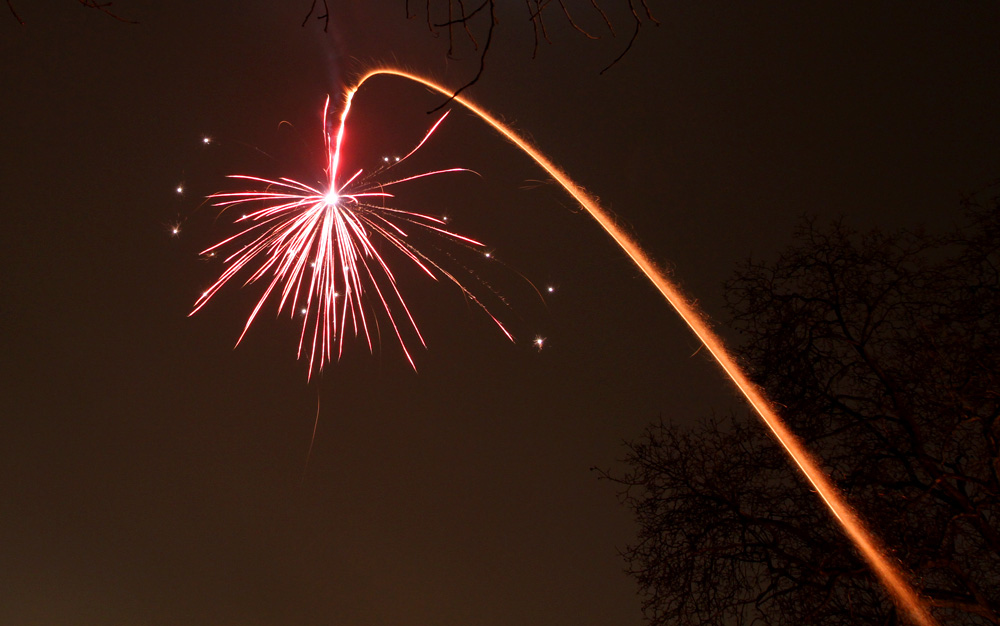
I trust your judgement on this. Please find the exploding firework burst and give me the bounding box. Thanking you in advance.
[190,97,511,377]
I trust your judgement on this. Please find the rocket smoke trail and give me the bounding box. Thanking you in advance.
[342,68,937,626]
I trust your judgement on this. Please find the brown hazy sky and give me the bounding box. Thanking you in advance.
[2,3,999,625]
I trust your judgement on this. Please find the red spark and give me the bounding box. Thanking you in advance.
[191,97,511,378]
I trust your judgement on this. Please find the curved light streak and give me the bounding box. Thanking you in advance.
[343,67,937,626]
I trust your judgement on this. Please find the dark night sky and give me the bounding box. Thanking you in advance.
[2,3,998,625]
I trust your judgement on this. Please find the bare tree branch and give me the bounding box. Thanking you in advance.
[301,0,329,32]
[557,1,599,40]
[433,0,489,28]
[406,1,658,108]
[600,0,659,74]
[426,0,495,113]
[599,16,639,75]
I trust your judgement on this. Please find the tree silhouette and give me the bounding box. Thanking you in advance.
[603,196,1000,625]
[303,1,658,103]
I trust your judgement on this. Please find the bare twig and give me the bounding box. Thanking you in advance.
[456,0,478,52]
[600,0,658,75]
[433,0,490,58]
[76,0,137,24]
[433,0,489,28]
[639,0,659,24]
[408,1,658,105]
[557,1,599,40]
[599,16,639,74]
[301,0,330,32]
[590,0,614,35]
[526,0,541,58]
[525,0,553,47]
[428,0,495,113]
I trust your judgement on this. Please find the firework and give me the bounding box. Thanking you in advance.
[191,97,511,378]
[336,68,936,626]
[193,66,933,624]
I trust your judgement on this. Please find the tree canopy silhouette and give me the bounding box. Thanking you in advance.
[604,196,1000,625]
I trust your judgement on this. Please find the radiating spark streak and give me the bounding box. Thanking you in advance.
[192,97,511,378]
[302,393,322,483]
[344,68,937,626]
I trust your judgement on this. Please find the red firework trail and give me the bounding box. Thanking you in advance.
[336,68,937,625]
[191,97,512,378]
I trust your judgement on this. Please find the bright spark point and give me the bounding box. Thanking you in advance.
[191,97,511,378]
[546,286,555,293]
[533,336,545,350]
[202,136,212,145]
[176,185,184,194]
[484,252,492,259]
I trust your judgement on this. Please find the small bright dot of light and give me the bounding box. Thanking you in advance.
[202,136,211,145]
[394,156,400,162]
[442,215,449,222]
[547,286,555,293]
[171,227,179,235]
[534,336,546,350]
[383,156,390,162]
[300,308,307,315]
[484,252,492,258]
[324,191,339,205]
[175,186,183,194]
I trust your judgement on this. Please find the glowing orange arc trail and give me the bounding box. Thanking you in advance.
[342,68,936,626]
